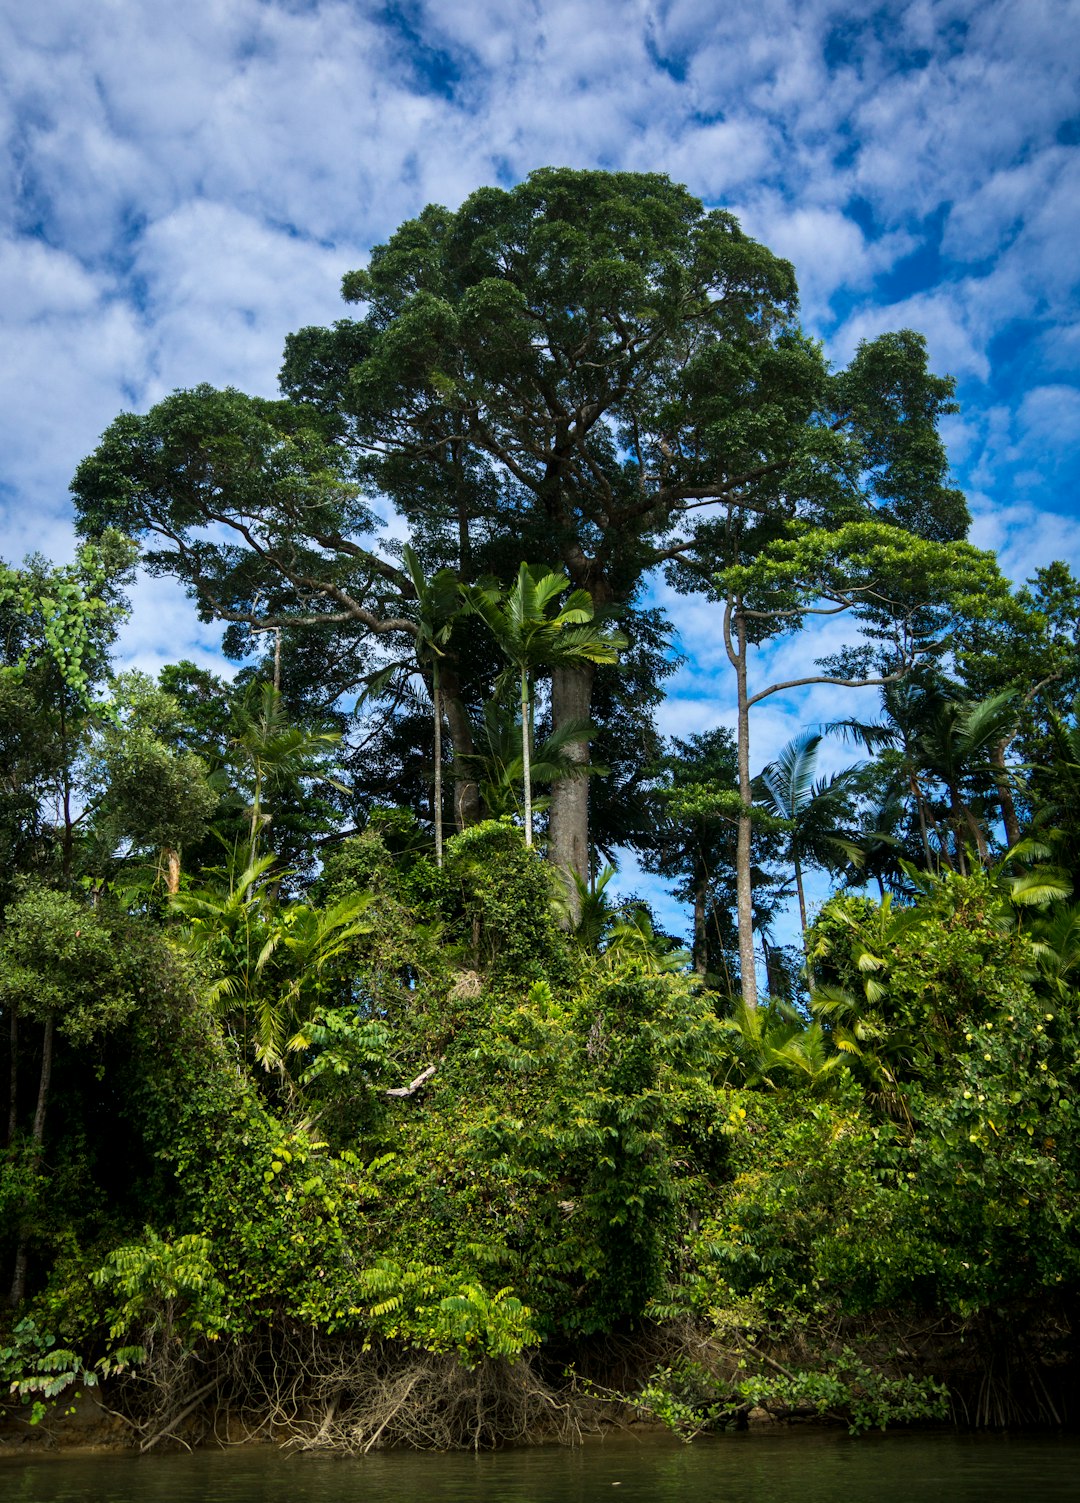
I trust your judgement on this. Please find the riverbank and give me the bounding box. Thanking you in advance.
[2,1306,1076,1456]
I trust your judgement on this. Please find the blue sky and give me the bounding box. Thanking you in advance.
[2,0,1080,938]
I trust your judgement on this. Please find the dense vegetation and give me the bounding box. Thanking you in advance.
[2,169,1079,1448]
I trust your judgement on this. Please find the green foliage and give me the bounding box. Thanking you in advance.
[170,854,375,1071]
[10,165,1080,1442]
[442,820,571,984]
[3,795,1080,1438]
[90,671,218,867]
[0,535,136,888]
[0,1317,99,1423]
[92,1232,227,1341]
[356,1259,538,1361]
[635,1351,948,1439]
[733,1352,949,1435]
[465,564,625,843]
[0,886,142,1042]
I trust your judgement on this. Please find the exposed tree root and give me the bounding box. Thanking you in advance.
[89,1302,1080,1453]
[108,1325,598,1453]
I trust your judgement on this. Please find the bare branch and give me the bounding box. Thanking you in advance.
[384,1064,436,1099]
[747,667,916,710]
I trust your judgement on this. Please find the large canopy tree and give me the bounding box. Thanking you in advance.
[74,166,972,901]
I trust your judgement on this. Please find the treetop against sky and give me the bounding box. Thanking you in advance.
[1,1,1078,795]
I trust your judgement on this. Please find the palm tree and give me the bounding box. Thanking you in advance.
[914,689,1022,870]
[466,564,624,847]
[719,997,845,1091]
[559,862,619,951]
[171,853,373,1072]
[755,731,858,942]
[831,776,909,898]
[555,864,689,972]
[833,680,1024,875]
[230,682,348,868]
[458,690,602,823]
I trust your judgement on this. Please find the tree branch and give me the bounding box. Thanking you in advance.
[384,1064,436,1099]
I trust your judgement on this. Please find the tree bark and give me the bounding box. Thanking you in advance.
[521,667,534,847]
[693,881,708,977]
[793,850,808,943]
[164,846,181,895]
[948,785,971,874]
[6,1005,17,1147]
[433,666,444,868]
[909,771,937,870]
[729,603,759,1010]
[439,663,481,831]
[992,741,1022,850]
[9,1013,53,1308]
[548,661,595,922]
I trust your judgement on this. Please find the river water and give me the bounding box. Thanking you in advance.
[3,1432,1079,1502]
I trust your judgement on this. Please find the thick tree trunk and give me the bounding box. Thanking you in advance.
[164,846,181,895]
[548,661,594,923]
[730,605,759,1010]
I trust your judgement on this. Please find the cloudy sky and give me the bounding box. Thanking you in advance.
[3,0,1080,930]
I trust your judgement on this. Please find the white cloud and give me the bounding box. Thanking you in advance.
[1015,383,1080,448]
[833,287,991,380]
[115,572,231,681]
[732,194,914,322]
[133,201,355,401]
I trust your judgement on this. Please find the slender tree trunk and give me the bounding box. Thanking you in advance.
[8,1246,27,1311]
[520,667,533,847]
[6,1006,17,1146]
[693,881,707,978]
[727,600,759,1010]
[793,849,816,990]
[440,664,481,831]
[548,662,594,922]
[433,665,444,868]
[248,770,262,869]
[992,741,1021,849]
[909,771,936,870]
[960,800,990,867]
[60,700,74,885]
[9,1013,54,1308]
[164,846,181,895]
[30,1017,52,1150]
[793,850,809,941]
[948,785,969,875]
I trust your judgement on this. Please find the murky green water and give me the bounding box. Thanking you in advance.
[2,1432,1079,1502]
